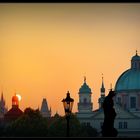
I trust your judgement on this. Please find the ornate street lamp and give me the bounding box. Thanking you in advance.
[62,91,74,137]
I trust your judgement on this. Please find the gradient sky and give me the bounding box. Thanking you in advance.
[0,3,140,116]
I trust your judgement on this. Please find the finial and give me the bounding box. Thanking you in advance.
[102,73,103,81]
[136,50,138,56]
[84,76,86,83]
[67,91,70,96]
[14,89,16,95]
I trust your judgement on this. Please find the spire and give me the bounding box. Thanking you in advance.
[0,90,6,114]
[1,91,4,101]
[1,91,5,105]
[1,86,4,101]
[101,74,105,94]
[99,74,105,110]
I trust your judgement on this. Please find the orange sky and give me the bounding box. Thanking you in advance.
[0,3,140,116]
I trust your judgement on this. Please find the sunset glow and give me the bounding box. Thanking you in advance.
[0,3,140,115]
[16,94,22,101]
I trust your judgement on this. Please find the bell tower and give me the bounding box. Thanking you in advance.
[78,77,93,113]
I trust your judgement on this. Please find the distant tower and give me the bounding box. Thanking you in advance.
[78,77,93,113]
[98,74,105,110]
[0,92,7,118]
[4,93,23,122]
[40,98,51,118]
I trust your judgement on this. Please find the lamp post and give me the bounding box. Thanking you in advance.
[62,91,74,137]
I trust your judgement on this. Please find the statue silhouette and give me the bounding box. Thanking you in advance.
[101,89,118,137]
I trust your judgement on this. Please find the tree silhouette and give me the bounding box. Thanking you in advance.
[4,107,48,137]
[48,113,98,137]
[1,109,98,137]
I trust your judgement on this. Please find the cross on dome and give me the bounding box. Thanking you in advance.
[84,76,86,83]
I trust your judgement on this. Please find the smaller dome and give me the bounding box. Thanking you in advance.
[12,95,18,102]
[79,82,92,94]
[12,94,19,107]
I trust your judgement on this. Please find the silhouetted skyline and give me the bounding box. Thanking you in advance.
[0,3,140,115]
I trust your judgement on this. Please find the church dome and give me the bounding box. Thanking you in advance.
[115,51,140,92]
[79,78,92,94]
[115,69,140,92]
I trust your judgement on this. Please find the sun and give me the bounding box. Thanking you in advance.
[16,94,22,101]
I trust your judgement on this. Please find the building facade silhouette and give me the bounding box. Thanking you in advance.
[76,51,140,137]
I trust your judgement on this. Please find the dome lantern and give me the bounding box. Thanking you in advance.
[131,50,140,70]
[12,94,19,108]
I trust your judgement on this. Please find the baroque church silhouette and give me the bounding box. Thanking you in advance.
[76,51,140,137]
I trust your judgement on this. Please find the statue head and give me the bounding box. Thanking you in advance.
[108,90,116,98]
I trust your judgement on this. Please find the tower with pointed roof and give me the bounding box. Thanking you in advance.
[0,92,8,119]
[98,75,105,110]
[40,98,51,118]
[77,77,93,113]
